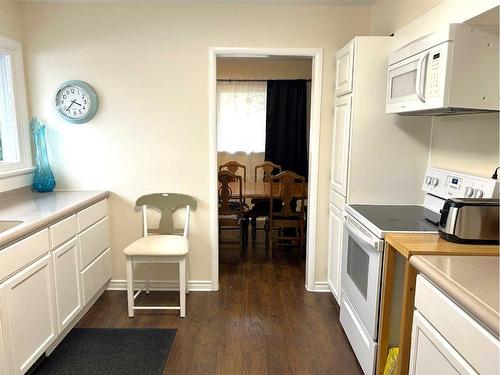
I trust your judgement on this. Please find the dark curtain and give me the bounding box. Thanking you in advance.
[265,80,308,180]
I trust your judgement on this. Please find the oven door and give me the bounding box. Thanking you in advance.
[341,215,384,339]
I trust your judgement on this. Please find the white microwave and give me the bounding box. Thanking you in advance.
[386,23,499,116]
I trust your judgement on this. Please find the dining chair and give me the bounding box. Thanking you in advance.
[247,161,282,241]
[123,193,197,318]
[268,171,306,259]
[219,161,247,182]
[218,170,248,248]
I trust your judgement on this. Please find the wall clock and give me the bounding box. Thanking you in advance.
[55,80,98,124]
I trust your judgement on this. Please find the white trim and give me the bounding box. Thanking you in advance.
[0,36,33,175]
[208,47,323,292]
[108,279,213,291]
[0,166,34,179]
[308,281,331,292]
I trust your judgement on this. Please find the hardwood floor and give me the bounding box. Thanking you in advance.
[77,231,362,374]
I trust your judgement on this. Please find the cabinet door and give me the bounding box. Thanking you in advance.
[409,311,476,375]
[327,202,344,303]
[52,238,83,332]
[335,39,355,96]
[0,311,10,375]
[0,254,57,374]
[331,95,352,196]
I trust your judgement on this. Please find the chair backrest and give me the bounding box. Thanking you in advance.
[270,171,305,217]
[136,193,197,236]
[255,161,281,182]
[219,161,247,182]
[218,170,243,216]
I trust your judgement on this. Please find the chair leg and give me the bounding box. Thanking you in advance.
[179,257,186,318]
[186,255,190,294]
[145,277,150,295]
[251,217,257,241]
[126,257,134,318]
[268,228,273,259]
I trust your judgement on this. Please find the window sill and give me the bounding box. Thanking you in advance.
[0,166,35,180]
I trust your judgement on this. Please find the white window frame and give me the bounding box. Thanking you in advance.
[0,35,32,177]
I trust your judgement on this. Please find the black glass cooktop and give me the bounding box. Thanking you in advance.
[349,205,440,232]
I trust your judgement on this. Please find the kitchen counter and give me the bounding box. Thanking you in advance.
[410,255,499,338]
[0,188,109,249]
[377,233,499,375]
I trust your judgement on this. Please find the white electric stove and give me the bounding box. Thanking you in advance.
[339,167,499,375]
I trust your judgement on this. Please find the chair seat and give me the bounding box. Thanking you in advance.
[123,235,189,256]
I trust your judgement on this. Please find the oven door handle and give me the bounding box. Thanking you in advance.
[344,218,383,252]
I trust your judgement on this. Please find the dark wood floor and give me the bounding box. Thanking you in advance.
[77,230,362,374]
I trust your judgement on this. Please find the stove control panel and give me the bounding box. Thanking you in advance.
[422,167,498,199]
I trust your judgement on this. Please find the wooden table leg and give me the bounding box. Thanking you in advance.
[396,260,417,375]
[376,244,396,374]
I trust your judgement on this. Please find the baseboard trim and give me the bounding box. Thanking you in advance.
[304,281,331,292]
[107,279,213,292]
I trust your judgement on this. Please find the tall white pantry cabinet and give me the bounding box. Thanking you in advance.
[327,36,430,302]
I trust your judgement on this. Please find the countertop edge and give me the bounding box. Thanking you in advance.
[0,190,110,249]
[410,255,499,338]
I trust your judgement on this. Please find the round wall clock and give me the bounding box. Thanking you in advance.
[55,80,98,124]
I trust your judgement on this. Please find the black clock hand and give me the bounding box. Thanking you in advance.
[66,101,75,112]
[74,101,82,107]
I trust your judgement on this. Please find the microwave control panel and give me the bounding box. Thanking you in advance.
[425,52,442,98]
[422,167,498,199]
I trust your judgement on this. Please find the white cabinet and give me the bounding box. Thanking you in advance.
[410,311,476,375]
[331,95,352,196]
[410,275,500,375]
[0,254,57,374]
[335,39,355,96]
[0,313,9,375]
[81,248,112,305]
[327,199,344,302]
[52,238,82,332]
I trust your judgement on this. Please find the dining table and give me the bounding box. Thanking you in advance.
[226,181,308,199]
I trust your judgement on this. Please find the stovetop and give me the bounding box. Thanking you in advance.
[347,204,440,237]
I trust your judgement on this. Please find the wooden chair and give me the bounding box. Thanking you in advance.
[268,171,306,259]
[247,162,282,241]
[219,161,247,182]
[254,161,281,182]
[123,193,197,318]
[218,170,248,247]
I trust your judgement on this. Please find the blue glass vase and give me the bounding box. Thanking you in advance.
[31,118,56,192]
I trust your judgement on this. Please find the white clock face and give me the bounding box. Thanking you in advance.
[56,85,91,120]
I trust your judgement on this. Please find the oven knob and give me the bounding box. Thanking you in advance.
[425,176,432,185]
[474,189,484,198]
[465,187,474,197]
[431,177,439,187]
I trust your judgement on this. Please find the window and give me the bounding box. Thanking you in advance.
[0,36,31,174]
[217,81,266,154]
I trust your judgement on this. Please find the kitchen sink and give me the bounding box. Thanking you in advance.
[0,220,23,233]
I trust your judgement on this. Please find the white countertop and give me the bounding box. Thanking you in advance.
[0,189,109,249]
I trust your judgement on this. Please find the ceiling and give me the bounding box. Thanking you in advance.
[19,0,376,4]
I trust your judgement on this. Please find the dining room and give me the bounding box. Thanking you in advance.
[216,55,313,278]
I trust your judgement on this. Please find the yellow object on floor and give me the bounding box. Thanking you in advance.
[383,347,399,375]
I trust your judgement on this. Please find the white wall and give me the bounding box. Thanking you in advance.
[20,2,371,286]
[371,0,500,178]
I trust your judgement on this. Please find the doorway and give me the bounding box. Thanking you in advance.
[209,47,323,291]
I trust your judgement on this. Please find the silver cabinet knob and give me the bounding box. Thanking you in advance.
[474,189,484,198]
[465,187,474,197]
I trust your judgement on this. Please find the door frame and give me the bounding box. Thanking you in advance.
[208,47,323,291]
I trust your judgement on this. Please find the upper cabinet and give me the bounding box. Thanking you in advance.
[335,39,355,97]
[330,95,352,197]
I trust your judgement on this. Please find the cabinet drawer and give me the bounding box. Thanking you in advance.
[79,217,110,270]
[77,200,108,232]
[415,275,500,375]
[81,248,111,305]
[50,215,77,249]
[0,229,50,282]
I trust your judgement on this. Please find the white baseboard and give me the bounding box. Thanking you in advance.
[107,279,213,291]
[311,281,331,292]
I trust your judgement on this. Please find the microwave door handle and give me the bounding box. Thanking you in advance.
[416,52,429,103]
[344,219,382,251]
